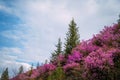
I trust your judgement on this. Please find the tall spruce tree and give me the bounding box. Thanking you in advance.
[1,68,9,80]
[64,19,80,56]
[51,38,62,61]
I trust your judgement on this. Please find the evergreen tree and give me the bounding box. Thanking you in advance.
[47,61,65,80]
[55,38,62,55]
[1,68,9,80]
[18,65,24,74]
[117,14,120,24]
[37,62,40,69]
[64,19,80,56]
[51,38,62,61]
[28,64,33,76]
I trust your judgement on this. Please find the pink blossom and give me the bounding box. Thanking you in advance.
[67,50,82,63]
[41,63,56,73]
[63,62,79,71]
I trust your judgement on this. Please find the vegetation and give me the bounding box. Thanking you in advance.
[18,66,24,74]
[64,19,80,56]
[51,38,62,62]
[1,68,9,80]
[47,64,65,80]
[2,17,119,80]
[117,14,120,24]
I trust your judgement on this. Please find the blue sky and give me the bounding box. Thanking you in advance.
[0,0,120,77]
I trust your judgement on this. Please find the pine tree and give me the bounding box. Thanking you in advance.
[18,65,24,74]
[28,64,33,76]
[51,38,62,61]
[1,68,9,80]
[118,14,120,24]
[64,19,80,56]
[37,62,40,69]
[55,38,62,55]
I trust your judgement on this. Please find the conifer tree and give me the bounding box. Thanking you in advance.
[55,38,62,55]
[47,60,65,80]
[1,68,9,80]
[37,62,40,69]
[18,65,24,74]
[117,14,120,24]
[28,64,33,76]
[51,38,62,61]
[64,19,80,55]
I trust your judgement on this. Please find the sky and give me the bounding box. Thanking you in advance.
[0,0,120,77]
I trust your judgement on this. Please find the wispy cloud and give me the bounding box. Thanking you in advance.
[0,47,31,77]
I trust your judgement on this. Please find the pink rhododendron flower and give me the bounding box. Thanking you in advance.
[41,63,56,73]
[63,62,79,71]
[67,51,82,63]
[84,48,114,69]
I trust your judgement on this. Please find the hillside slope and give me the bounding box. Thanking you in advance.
[11,23,120,80]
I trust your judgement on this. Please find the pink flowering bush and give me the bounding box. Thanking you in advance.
[67,50,83,63]
[63,62,82,80]
[84,48,114,69]
[83,48,115,80]
[40,63,56,74]
[82,24,120,80]
[63,62,79,72]
[10,73,31,80]
[11,64,56,80]
[30,69,40,79]
[73,40,99,56]
[52,54,66,66]
[91,24,120,47]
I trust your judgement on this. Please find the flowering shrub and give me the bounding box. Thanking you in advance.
[30,69,40,79]
[84,48,115,70]
[91,24,120,47]
[82,24,120,80]
[67,50,83,63]
[52,54,66,66]
[63,62,82,80]
[63,62,79,72]
[41,63,56,73]
[73,40,99,56]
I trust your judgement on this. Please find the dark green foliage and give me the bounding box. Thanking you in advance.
[28,64,33,76]
[47,63,65,80]
[113,52,120,80]
[55,38,62,55]
[18,65,24,74]
[64,19,80,55]
[1,68,9,80]
[117,14,120,24]
[37,62,40,69]
[47,67,65,80]
[51,38,62,61]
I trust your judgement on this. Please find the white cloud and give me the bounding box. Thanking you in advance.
[0,47,31,77]
[1,30,25,41]
[0,47,22,63]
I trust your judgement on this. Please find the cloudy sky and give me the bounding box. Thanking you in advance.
[0,0,120,76]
